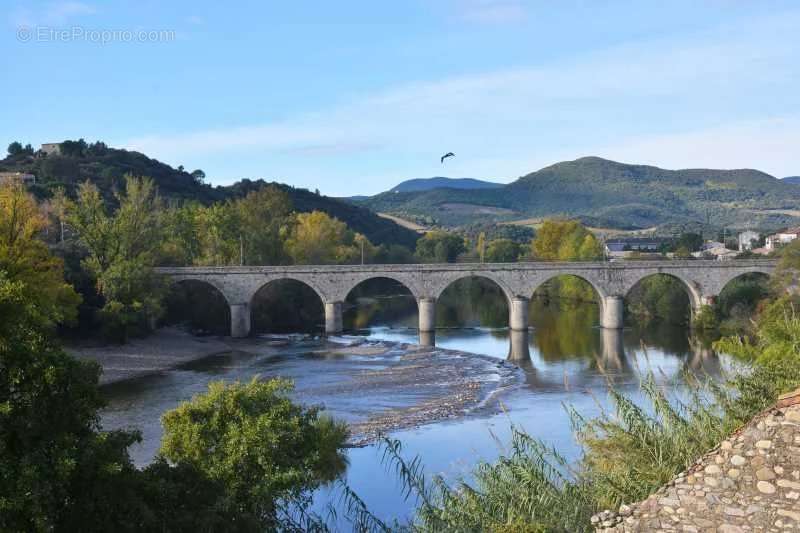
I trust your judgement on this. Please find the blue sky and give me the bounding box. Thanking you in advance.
[2,1,799,195]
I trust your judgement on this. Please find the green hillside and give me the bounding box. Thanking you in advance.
[358,156,800,231]
[1,141,419,248]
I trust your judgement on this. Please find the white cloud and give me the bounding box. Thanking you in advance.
[120,8,800,192]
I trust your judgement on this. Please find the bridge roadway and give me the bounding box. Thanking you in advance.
[156,259,776,338]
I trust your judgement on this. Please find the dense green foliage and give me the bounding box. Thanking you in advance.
[68,177,167,341]
[160,378,349,529]
[415,231,466,263]
[358,156,800,229]
[626,275,691,326]
[1,140,419,249]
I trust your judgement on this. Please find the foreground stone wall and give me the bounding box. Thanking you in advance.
[594,392,800,532]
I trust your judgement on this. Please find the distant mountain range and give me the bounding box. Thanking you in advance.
[389,177,503,193]
[783,176,800,184]
[355,156,800,231]
[0,143,419,248]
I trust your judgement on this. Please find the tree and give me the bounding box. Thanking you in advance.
[159,378,349,528]
[49,187,70,243]
[60,139,87,157]
[195,202,242,266]
[476,232,486,263]
[485,238,520,263]
[237,186,293,265]
[531,219,602,261]
[190,169,206,184]
[0,182,80,329]
[415,231,466,263]
[674,232,703,253]
[7,141,23,156]
[285,211,364,265]
[68,176,166,341]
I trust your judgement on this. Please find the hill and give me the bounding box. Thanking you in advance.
[357,156,800,231]
[0,141,419,248]
[389,177,503,193]
[783,176,800,184]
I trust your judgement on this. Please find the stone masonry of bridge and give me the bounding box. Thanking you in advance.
[155,260,776,338]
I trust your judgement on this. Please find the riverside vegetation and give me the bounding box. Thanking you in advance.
[0,166,790,531]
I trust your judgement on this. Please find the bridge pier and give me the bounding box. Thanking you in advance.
[324,302,343,334]
[508,329,531,361]
[418,297,436,333]
[230,303,251,338]
[600,295,624,329]
[509,296,530,331]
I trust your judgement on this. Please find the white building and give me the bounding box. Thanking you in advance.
[40,143,61,156]
[738,231,760,252]
[765,228,800,250]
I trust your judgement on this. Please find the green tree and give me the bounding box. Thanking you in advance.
[237,186,293,265]
[60,139,87,157]
[531,219,602,261]
[0,182,80,329]
[285,211,365,264]
[69,177,166,341]
[476,231,486,263]
[7,141,23,156]
[190,169,205,183]
[195,202,242,266]
[159,377,349,528]
[485,238,520,262]
[672,232,703,253]
[415,231,466,263]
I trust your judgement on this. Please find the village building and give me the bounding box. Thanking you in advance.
[604,237,668,258]
[738,230,760,251]
[40,142,62,156]
[765,227,800,250]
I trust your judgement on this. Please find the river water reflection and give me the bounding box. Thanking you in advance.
[101,286,731,526]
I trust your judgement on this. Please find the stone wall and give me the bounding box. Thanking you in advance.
[594,390,800,532]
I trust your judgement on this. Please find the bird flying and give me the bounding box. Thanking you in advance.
[440,152,455,163]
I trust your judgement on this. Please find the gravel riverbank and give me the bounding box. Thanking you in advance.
[76,329,523,452]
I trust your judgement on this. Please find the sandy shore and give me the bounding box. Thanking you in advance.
[67,328,236,385]
[78,329,523,448]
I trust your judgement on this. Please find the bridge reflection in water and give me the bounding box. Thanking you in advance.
[503,326,721,379]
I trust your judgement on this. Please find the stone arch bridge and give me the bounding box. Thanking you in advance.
[156,259,776,338]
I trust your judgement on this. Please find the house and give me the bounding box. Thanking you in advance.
[738,230,760,252]
[604,237,668,258]
[0,171,36,185]
[765,227,800,250]
[692,246,738,260]
[40,143,61,156]
[702,240,725,251]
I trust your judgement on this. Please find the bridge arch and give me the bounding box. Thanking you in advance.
[164,278,232,336]
[530,272,607,302]
[337,273,424,303]
[435,274,511,329]
[713,268,772,298]
[432,273,515,304]
[342,276,419,331]
[249,278,326,334]
[623,271,703,312]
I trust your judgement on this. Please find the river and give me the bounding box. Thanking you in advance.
[100,280,731,527]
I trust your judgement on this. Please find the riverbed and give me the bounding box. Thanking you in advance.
[98,295,732,527]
